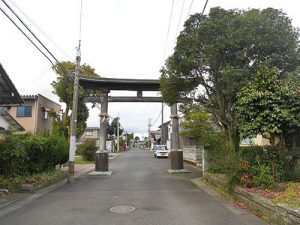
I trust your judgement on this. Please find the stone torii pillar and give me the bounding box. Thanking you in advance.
[95,91,109,172]
[170,103,184,170]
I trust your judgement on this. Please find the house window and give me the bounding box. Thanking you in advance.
[16,106,32,117]
[85,130,93,136]
[41,107,48,119]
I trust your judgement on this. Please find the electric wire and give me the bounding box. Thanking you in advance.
[201,0,209,15]
[7,0,73,60]
[1,0,60,64]
[187,0,194,16]
[175,0,186,37]
[0,5,56,68]
[163,0,175,60]
[151,103,165,128]
[1,0,102,112]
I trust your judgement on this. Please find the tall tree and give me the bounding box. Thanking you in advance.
[236,66,300,148]
[160,7,300,158]
[107,117,124,136]
[51,61,101,137]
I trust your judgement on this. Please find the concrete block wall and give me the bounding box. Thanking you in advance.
[182,146,203,165]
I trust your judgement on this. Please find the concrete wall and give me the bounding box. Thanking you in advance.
[182,146,203,164]
[81,128,99,140]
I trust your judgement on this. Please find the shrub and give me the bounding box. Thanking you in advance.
[77,140,97,161]
[253,163,274,188]
[234,146,285,188]
[0,132,69,177]
[0,134,28,178]
[205,133,228,173]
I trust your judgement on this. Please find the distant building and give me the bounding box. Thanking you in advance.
[8,94,61,132]
[80,127,100,142]
[79,127,115,152]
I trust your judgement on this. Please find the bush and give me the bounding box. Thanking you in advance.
[235,146,285,188]
[0,132,69,177]
[205,133,229,173]
[0,134,28,178]
[77,140,97,161]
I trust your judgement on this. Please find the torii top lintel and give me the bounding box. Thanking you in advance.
[79,76,160,92]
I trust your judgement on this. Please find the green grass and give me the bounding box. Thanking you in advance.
[0,170,66,191]
[75,156,92,164]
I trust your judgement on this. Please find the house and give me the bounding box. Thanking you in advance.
[8,94,61,133]
[79,127,115,152]
[0,64,24,139]
[80,127,100,142]
[158,117,193,150]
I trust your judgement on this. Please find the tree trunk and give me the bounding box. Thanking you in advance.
[225,124,240,161]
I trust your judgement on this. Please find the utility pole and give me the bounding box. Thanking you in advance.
[117,117,120,152]
[148,118,152,150]
[161,101,164,145]
[68,40,81,182]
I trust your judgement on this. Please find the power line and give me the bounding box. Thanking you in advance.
[7,0,72,60]
[1,0,60,64]
[175,0,186,37]
[201,0,209,15]
[0,5,56,67]
[187,0,194,16]
[163,0,175,60]
[1,0,102,112]
[151,103,165,128]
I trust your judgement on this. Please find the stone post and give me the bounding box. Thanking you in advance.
[95,91,109,172]
[170,103,184,170]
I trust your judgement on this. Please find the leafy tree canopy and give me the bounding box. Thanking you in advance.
[180,104,218,146]
[160,7,300,156]
[236,66,300,146]
[51,61,101,137]
[107,117,124,136]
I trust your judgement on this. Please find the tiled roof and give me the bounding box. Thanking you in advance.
[0,64,23,105]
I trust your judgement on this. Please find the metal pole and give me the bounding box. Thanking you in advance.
[117,117,120,152]
[68,41,81,181]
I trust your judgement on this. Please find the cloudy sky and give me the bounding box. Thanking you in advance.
[1,0,299,137]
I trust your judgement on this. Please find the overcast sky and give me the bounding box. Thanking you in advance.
[1,0,299,137]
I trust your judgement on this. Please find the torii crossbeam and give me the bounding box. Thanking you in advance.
[79,76,185,173]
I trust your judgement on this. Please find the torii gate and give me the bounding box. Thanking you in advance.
[79,76,184,173]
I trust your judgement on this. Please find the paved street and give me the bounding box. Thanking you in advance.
[0,149,267,225]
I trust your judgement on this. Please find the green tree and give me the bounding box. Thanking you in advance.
[134,136,140,142]
[236,67,300,145]
[236,66,300,148]
[160,7,300,159]
[51,61,101,137]
[107,117,123,136]
[180,104,216,146]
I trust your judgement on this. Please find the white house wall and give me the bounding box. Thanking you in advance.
[0,115,9,130]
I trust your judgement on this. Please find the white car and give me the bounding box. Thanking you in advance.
[153,145,169,158]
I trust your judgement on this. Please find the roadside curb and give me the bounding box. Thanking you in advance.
[0,164,95,218]
[0,152,124,216]
[202,172,300,225]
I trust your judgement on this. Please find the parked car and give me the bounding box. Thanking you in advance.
[153,145,169,158]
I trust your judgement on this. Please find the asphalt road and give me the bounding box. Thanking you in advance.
[0,149,267,225]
